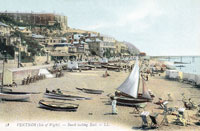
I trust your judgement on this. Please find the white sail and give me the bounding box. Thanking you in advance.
[117,58,140,98]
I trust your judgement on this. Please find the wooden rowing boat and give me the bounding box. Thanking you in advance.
[76,87,104,94]
[0,92,30,101]
[0,87,12,92]
[44,92,91,100]
[39,100,79,111]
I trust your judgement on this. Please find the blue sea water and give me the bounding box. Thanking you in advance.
[160,56,200,75]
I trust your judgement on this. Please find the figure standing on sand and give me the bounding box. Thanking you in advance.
[111,96,117,115]
[146,75,148,81]
[103,69,110,77]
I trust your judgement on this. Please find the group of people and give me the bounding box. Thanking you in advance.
[46,88,63,94]
[22,74,45,85]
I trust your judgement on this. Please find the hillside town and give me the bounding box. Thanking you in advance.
[0,12,141,66]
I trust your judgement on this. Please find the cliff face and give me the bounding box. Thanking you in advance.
[123,41,140,55]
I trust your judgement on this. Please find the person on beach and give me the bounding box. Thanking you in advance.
[154,98,165,108]
[188,98,197,109]
[56,88,62,94]
[46,88,50,93]
[146,75,148,81]
[161,111,169,126]
[12,81,17,87]
[111,96,118,115]
[167,94,173,101]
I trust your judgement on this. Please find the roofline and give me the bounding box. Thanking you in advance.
[0,11,65,16]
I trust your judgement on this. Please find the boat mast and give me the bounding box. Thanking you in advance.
[137,70,140,97]
[1,50,6,91]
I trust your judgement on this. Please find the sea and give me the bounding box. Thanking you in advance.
[159,56,200,75]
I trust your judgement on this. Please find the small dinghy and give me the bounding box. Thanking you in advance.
[76,87,104,94]
[39,100,79,111]
[44,89,91,100]
[44,92,91,100]
[0,92,30,101]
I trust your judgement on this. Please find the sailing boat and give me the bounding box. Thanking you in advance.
[112,57,152,106]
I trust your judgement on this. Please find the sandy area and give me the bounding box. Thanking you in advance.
[0,66,200,131]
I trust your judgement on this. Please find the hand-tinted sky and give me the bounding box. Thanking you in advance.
[1,0,200,56]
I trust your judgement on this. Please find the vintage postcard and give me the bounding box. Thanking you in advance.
[0,0,200,131]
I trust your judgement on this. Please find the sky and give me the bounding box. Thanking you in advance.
[0,0,200,56]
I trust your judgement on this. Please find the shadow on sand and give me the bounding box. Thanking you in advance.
[104,113,117,115]
[132,126,158,130]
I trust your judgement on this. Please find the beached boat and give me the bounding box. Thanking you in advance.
[101,65,121,70]
[0,92,30,101]
[39,100,79,111]
[0,87,12,92]
[112,57,152,106]
[44,90,91,100]
[79,66,92,70]
[174,61,190,64]
[176,65,185,68]
[76,87,104,94]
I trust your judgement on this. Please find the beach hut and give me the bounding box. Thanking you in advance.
[3,68,39,85]
[188,73,196,83]
[195,75,200,86]
[165,70,179,79]
[67,61,79,69]
[3,69,13,86]
[182,73,190,81]
[178,72,183,80]
[2,64,53,85]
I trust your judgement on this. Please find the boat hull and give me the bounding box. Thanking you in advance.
[76,87,104,94]
[115,96,148,106]
[44,93,91,100]
[101,65,120,70]
[0,92,30,101]
[0,88,12,92]
[117,100,147,107]
[115,92,153,102]
[39,100,79,111]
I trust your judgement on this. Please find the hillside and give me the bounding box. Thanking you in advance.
[123,41,140,55]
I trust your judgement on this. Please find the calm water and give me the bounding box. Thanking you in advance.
[160,56,200,75]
